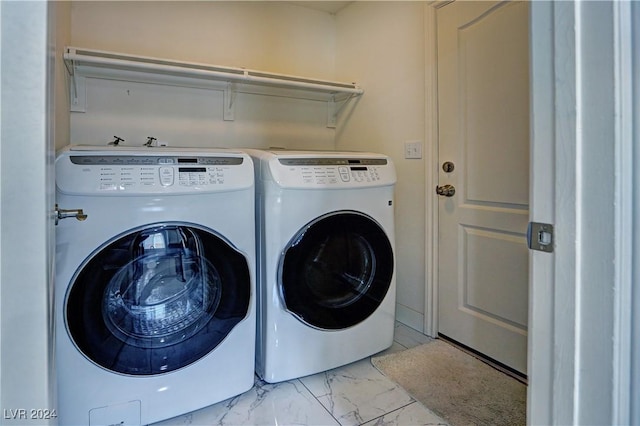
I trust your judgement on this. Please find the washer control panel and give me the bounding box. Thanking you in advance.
[92,164,231,190]
[57,153,252,195]
[272,157,395,188]
[295,165,383,185]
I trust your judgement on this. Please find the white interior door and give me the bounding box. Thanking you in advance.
[436,0,530,375]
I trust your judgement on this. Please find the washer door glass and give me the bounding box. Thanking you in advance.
[280,212,394,330]
[66,223,251,376]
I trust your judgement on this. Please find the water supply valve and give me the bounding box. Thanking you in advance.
[55,204,88,225]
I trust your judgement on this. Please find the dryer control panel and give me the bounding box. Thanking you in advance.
[270,157,396,189]
[56,150,253,195]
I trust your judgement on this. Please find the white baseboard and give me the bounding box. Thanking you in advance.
[395,304,424,334]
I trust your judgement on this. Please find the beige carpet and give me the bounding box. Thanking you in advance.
[371,340,526,426]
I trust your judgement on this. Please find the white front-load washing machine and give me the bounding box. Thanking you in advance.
[246,149,397,383]
[55,146,256,425]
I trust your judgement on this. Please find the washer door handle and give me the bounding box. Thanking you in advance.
[55,204,88,225]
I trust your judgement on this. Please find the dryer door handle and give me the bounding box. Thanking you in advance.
[55,204,88,225]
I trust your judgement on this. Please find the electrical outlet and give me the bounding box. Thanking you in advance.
[404,141,423,159]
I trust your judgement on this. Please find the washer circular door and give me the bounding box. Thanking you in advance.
[279,211,394,330]
[65,223,251,376]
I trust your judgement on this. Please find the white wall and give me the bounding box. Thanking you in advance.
[1,2,57,424]
[336,2,427,331]
[71,2,337,79]
[68,1,339,149]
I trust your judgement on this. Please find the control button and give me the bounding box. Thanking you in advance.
[159,167,174,186]
[100,183,118,191]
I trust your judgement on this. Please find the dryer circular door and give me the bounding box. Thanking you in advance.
[65,223,251,376]
[279,211,394,330]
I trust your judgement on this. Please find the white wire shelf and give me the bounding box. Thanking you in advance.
[64,47,363,127]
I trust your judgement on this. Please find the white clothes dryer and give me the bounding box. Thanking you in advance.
[55,146,256,425]
[246,149,397,383]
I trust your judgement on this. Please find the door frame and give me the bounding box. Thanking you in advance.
[422,1,444,340]
[424,1,638,424]
[0,1,57,420]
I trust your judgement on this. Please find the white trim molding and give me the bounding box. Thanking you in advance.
[631,3,640,423]
[423,1,444,338]
[613,1,639,424]
[530,1,637,424]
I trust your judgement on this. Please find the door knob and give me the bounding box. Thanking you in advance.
[436,184,456,197]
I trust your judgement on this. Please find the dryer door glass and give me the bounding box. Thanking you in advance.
[280,212,394,329]
[65,223,251,376]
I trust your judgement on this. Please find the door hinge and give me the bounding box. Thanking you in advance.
[527,222,554,253]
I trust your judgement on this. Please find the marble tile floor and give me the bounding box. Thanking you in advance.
[154,322,448,426]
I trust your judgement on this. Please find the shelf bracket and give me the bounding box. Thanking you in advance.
[327,97,337,128]
[223,82,236,121]
[68,62,87,113]
[327,95,354,128]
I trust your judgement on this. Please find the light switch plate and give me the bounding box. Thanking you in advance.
[404,141,423,159]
